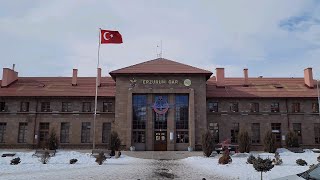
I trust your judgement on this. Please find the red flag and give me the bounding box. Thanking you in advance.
[100,29,123,44]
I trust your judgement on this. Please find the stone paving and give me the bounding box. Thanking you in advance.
[123,151,204,160]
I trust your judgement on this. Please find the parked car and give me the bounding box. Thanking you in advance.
[273,163,320,180]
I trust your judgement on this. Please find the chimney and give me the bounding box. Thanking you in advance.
[243,68,249,86]
[72,69,78,86]
[216,68,225,87]
[1,67,18,87]
[304,67,314,88]
[97,68,101,87]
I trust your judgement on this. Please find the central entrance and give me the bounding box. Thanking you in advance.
[153,95,168,151]
[154,131,167,151]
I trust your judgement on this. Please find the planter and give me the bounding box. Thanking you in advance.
[130,146,135,151]
[188,146,193,152]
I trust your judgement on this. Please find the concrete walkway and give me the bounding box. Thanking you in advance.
[123,151,204,160]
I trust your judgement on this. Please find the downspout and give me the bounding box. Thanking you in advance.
[33,97,39,149]
[285,98,290,129]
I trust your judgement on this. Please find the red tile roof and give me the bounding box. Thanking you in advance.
[0,77,115,97]
[109,58,213,78]
[207,77,318,98]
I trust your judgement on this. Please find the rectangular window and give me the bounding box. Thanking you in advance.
[20,102,29,112]
[271,102,280,112]
[81,122,91,143]
[132,131,145,143]
[41,102,51,112]
[132,95,147,129]
[293,123,302,144]
[176,131,189,143]
[209,122,219,143]
[251,123,260,143]
[102,123,111,143]
[271,123,281,142]
[0,123,7,143]
[312,103,319,113]
[0,102,7,112]
[231,123,239,143]
[208,102,218,112]
[62,102,72,112]
[60,122,70,143]
[250,103,259,112]
[103,102,114,112]
[18,123,28,143]
[292,103,300,113]
[39,122,49,142]
[175,95,189,129]
[230,102,238,112]
[154,95,168,130]
[82,102,91,112]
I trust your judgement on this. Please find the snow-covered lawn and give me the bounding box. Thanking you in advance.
[0,150,154,180]
[183,149,319,180]
[0,149,319,180]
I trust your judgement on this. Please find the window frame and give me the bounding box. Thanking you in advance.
[18,122,28,143]
[60,122,70,143]
[292,102,300,113]
[103,102,114,112]
[250,102,259,113]
[208,102,218,112]
[62,102,72,112]
[41,102,51,112]
[20,102,29,112]
[81,122,91,143]
[229,102,239,112]
[82,102,91,112]
[271,102,280,113]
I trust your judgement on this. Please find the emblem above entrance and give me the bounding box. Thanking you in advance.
[184,79,192,86]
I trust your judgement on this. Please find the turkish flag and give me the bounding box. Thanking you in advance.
[100,29,123,44]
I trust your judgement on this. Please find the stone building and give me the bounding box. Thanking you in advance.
[0,58,319,151]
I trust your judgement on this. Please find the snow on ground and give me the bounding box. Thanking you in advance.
[0,150,154,180]
[182,149,320,180]
[1,149,319,180]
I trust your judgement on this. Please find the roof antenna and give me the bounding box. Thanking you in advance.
[156,40,163,58]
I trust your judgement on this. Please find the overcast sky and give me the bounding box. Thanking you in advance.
[0,0,320,79]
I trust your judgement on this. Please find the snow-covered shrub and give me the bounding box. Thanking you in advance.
[247,154,256,164]
[296,159,307,166]
[238,130,251,153]
[40,151,50,164]
[272,152,283,165]
[218,149,232,165]
[201,130,215,157]
[10,157,21,165]
[253,157,274,180]
[48,128,59,150]
[69,159,78,164]
[285,131,299,147]
[110,131,121,157]
[263,130,276,153]
[95,152,107,165]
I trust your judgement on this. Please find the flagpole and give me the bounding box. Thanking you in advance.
[93,28,101,150]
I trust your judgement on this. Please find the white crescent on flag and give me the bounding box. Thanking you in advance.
[103,32,113,40]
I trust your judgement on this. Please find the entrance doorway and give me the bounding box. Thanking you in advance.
[154,131,167,151]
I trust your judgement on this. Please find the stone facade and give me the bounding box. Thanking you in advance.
[113,75,207,151]
[0,97,115,148]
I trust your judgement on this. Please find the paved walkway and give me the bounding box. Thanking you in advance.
[123,151,204,160]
